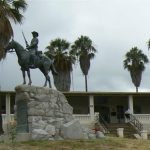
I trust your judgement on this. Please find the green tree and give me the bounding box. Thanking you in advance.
[123,47,148,92]
[45,38,76,91]
[0,0,27,60]
[71,35,97,92]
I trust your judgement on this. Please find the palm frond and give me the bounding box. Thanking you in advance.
[123,46,149,91]
[12,0,27,11]
[45,38,75,72]
[0,0,27,60]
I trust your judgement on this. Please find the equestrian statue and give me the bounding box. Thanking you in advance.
[4,31,57,88]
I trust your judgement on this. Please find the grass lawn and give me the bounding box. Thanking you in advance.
[0,137,150,150]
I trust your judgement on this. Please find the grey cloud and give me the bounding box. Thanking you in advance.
[1,0,150,92]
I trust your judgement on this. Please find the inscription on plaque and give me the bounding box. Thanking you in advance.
[16,100,28,133]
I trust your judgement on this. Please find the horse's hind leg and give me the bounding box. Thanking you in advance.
[21,70,26,84]
[27,69,32,85]
[39,67,51,88]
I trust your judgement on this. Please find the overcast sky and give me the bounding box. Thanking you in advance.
[1,0,150,92]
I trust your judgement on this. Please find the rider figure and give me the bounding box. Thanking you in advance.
[26,31,39,68]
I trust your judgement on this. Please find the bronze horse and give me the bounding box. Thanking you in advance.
[5,40,57,88]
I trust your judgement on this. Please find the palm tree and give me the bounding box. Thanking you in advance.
[71,35,97,92]
[123,47,148,92]
[45,38,76,91]
[147,39,150,50]
[0,0,27,60]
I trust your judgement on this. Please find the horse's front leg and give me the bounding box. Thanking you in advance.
[27,69,32,85]
[44,74,51,88]
[21,69,26,84]
[44,75,47,87]
[47,75,51,88]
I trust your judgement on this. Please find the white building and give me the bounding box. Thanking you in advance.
[0,91,150,134]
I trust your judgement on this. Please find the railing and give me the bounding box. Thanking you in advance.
[73,113,99,124]
[2,114,15,132]
[2,113,147,134]
[2,114,15,123]
[125,114,143,134]
[134,114,150,124]
[99,114,110,133]
[73,114,92,124]
[2,114,97,129]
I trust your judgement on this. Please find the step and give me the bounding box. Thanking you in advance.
[106,123,138,138]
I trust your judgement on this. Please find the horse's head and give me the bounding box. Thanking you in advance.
[4,39,16,54]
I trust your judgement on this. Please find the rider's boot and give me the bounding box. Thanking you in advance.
[29,61,36,68]
[29,56,36,68]
[29,64,35,68]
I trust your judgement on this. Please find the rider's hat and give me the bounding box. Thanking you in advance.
[32,31,38,37]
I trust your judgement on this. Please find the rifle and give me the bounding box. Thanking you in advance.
[22,31,28,47]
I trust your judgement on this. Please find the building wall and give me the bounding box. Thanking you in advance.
[66,96,89,114]
[0,94,6,113]
[134,97,150,114]
[0,94,6,133]
[93,96,129,123]
[1,92,150,128]
[109,96,128,123]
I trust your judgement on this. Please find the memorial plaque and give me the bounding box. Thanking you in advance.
[16,100,28,133]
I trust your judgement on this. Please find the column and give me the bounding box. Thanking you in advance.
[2,94,11,133]
[128,95,133,114]
[89,95,95,120]
[6,93,11,119]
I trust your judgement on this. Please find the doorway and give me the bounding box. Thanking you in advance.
[98,106,110,123]
[116,105,125,123]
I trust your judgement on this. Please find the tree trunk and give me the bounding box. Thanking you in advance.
[79,55,90,92]
[136,86,138,93]
[53,70,71,91]
[85,75,88,92]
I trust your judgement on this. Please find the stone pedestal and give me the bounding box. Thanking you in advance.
[15,85,82,140]
[60,119,83,139]
[117,128,124,138]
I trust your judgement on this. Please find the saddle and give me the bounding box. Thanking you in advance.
[31,51,43,59]
[29,51,43,68]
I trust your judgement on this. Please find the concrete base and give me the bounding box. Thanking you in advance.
[1,133,31,143]
[16,133,31,142]
[117,128,124,138]
[140,130,148,140]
